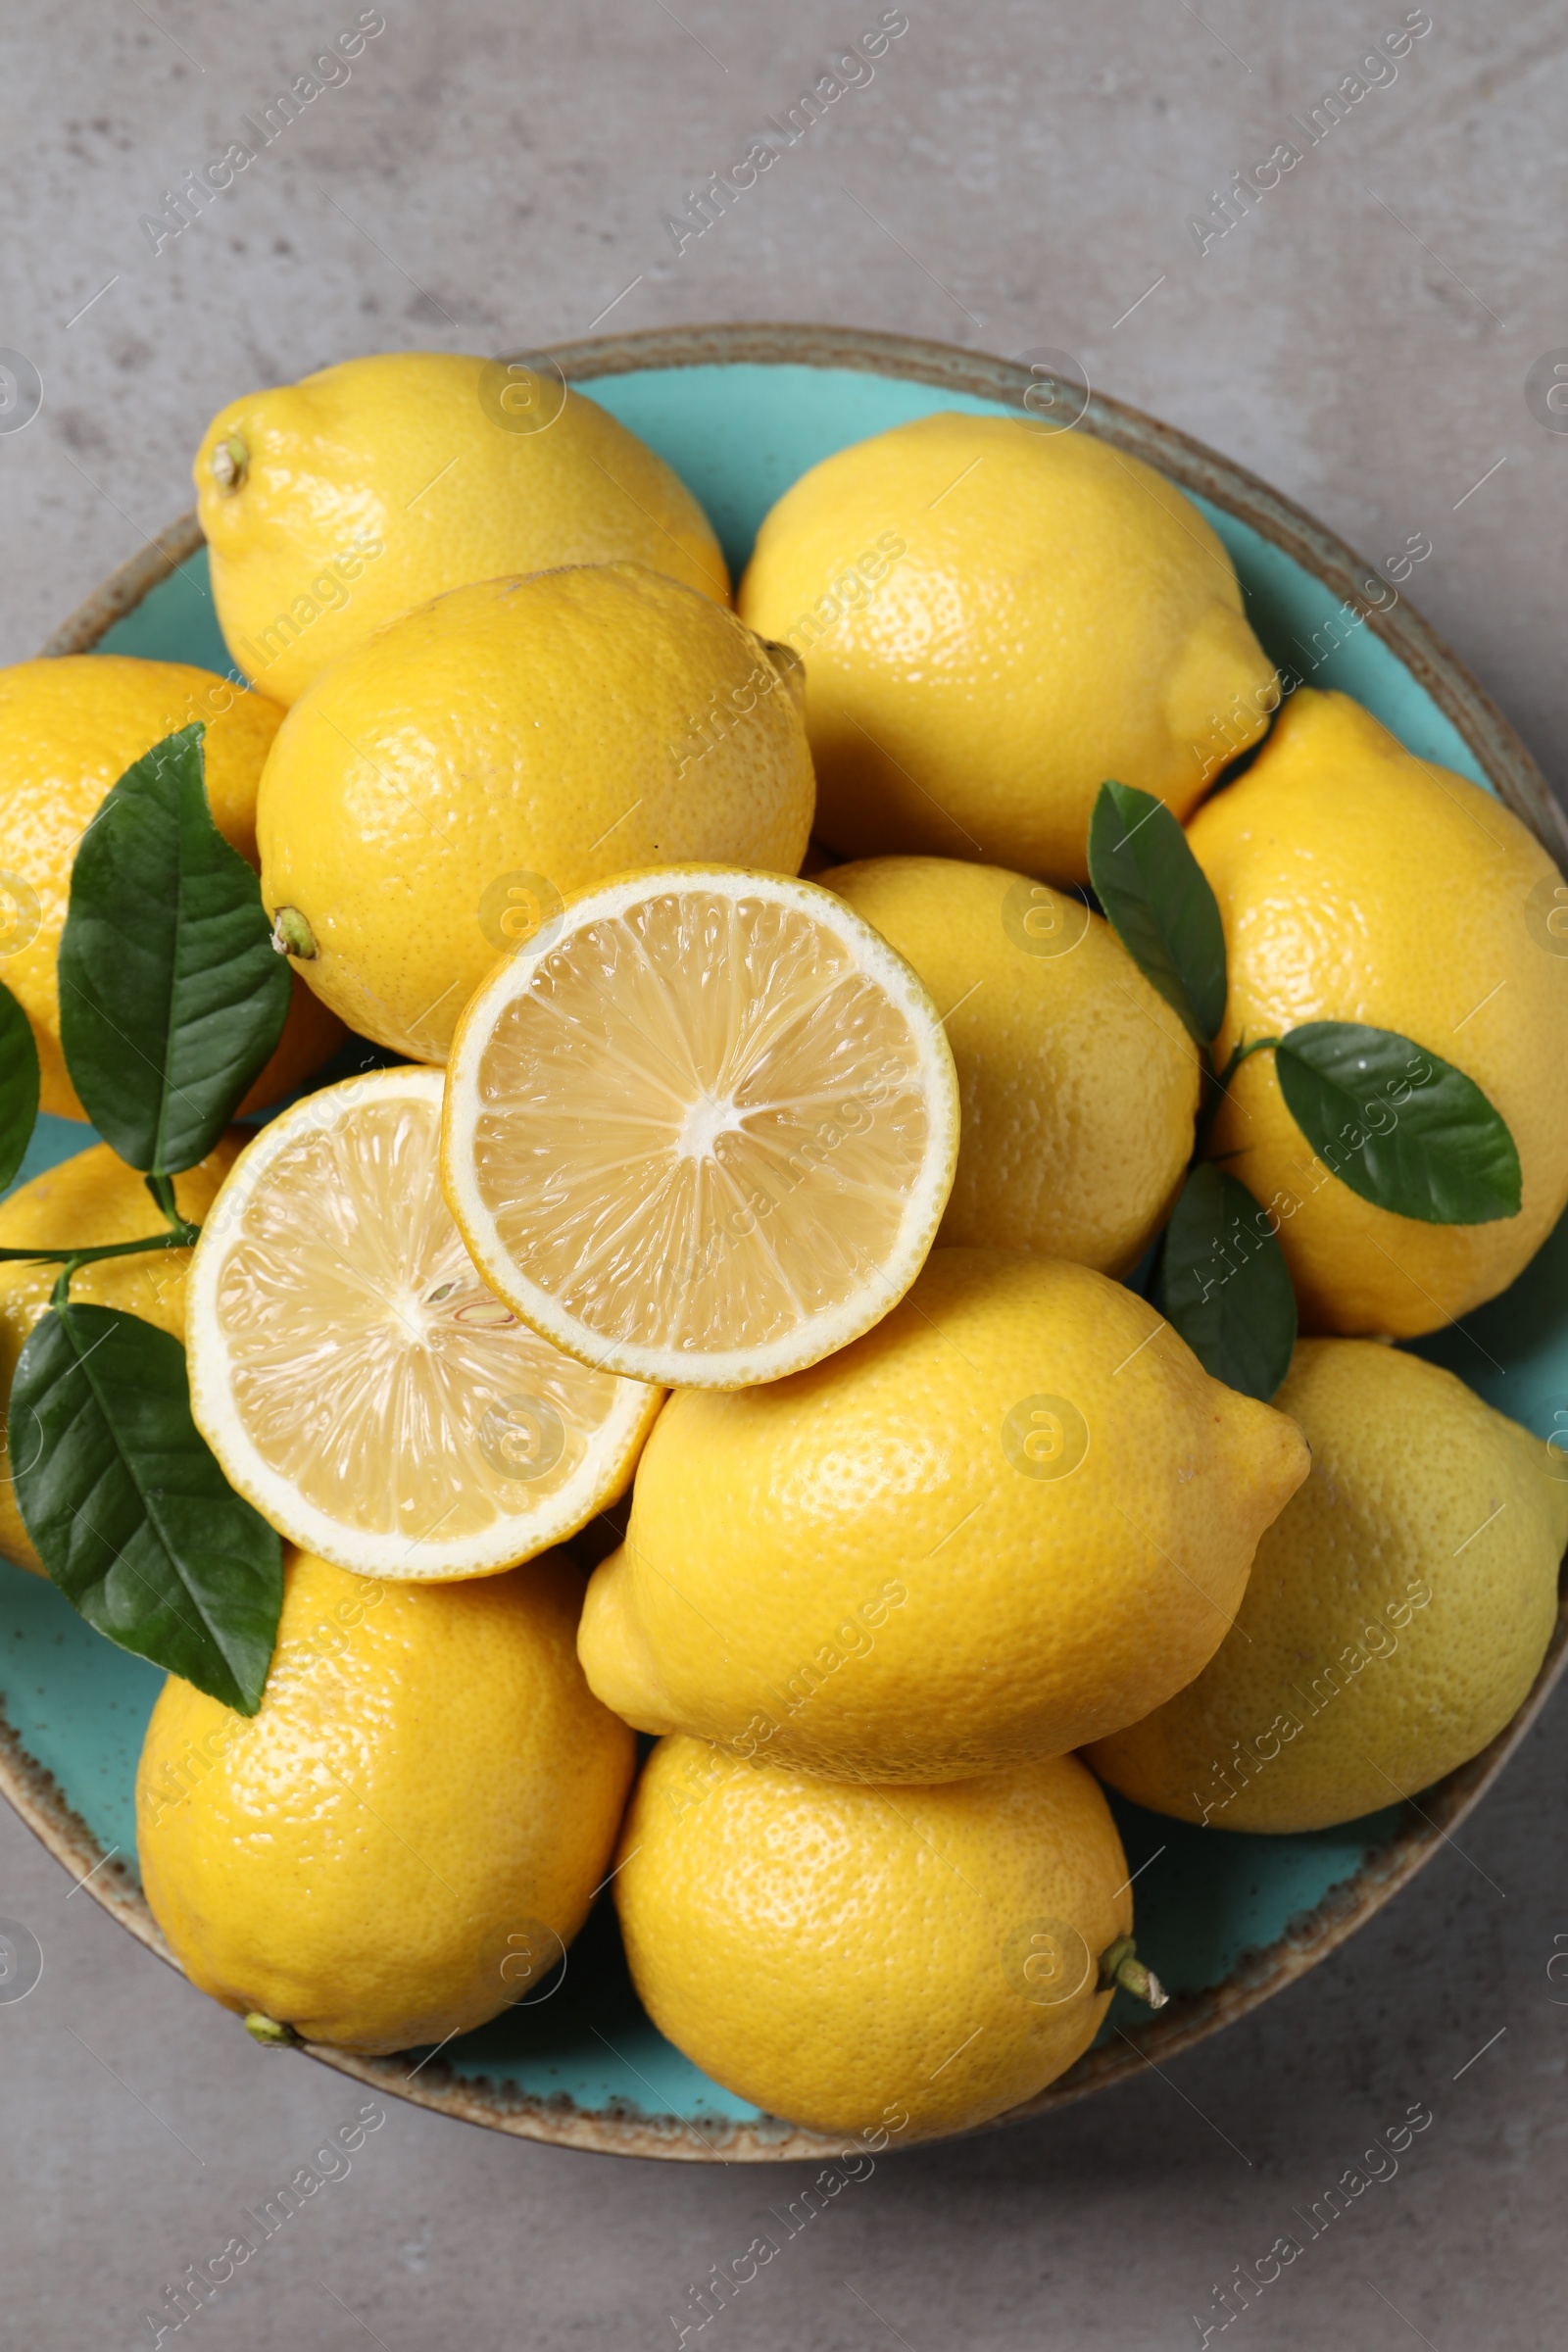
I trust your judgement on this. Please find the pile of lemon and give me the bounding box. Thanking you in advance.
[3,353,1566,2144]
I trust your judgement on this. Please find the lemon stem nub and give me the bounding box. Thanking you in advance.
[270,906,318,960]
[1098,1935,1168,2010]
[242,2011,301,2047]
[757,635,806,712]
[211,432,248,490]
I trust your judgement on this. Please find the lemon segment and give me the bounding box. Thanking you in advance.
[186,1068,662,1579]
[441,868,960,1389]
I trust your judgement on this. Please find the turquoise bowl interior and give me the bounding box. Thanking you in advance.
[4,337,1564,2158]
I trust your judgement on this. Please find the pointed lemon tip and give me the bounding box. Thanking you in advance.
[578,1546,676,1734]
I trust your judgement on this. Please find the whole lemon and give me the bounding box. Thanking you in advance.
[259,564,816,1060]
[578,1249,1309,1780]
[1190,688,1568,1336]
[822,856,1198,1272]
[615,1740,1132,2138]
[195,351,729,704]
[0,1138,244,1576]
[737,412,1276,884]
[1089,1341,1568,1832]
[136,1549,634,2054]
[0,656,341,1118]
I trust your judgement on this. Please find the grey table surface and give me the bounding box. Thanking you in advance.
[3,2,1567,2345]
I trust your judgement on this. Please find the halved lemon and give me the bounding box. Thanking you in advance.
[440,866,960,1388]
[186,1067,662,1579]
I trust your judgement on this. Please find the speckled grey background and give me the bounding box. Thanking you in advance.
[3,3,1567,2345]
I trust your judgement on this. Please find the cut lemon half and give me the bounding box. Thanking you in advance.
[186,1067,662,1579]
[440,866,960,1388]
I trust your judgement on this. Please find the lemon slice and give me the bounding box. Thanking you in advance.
[440,866,960,1388]
[186,1067,662,1579]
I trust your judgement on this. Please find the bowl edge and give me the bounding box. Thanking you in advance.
[12,318,1566,2160]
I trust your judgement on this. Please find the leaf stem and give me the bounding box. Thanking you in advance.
[1194,1034,1279,1160]
[1,1226,201,1275]
[1097,1934,1169,2010]
[145,1170,184,1231]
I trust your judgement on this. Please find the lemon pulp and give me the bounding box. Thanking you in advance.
[188,1068,660,1577]
[443,869,959,1388]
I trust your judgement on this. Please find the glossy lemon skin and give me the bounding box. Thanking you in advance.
[737,412,1276,885]
[259,564,816,1060]
[136,1549,635,2054]
[1089,1341,1568,1832]
[195,352,729,704]
[1189,688,1568,1336]
[822,856,1199,1273]
[0,655,341,1118]
[578,1249,1309,1781]
[616,1741,1131,2138]
[0,1138,245,1576]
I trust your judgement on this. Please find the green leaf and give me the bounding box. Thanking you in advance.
[1087,780,1227,1046]
[1274,1022,1521,1226]
[0,979,38,1194]
[1160,1162,1298,1401]
[12,1301,282,1712]
[58,724,291,1175]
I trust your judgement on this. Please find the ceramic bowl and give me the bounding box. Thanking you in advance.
[5,322,1566,2161]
